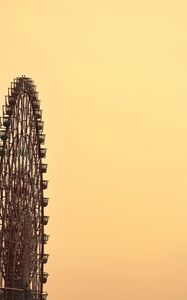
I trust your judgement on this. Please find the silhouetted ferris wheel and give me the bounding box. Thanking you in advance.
[0,76,49,300]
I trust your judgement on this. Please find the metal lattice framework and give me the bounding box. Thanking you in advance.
[0,76,49,300]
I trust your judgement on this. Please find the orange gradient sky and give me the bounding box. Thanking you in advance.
[1,1,187,299]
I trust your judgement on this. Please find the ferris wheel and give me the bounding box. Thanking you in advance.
[0,76,49,300]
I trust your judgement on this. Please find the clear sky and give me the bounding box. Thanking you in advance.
[1,1,187,299]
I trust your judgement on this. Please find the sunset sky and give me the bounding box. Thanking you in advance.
[1,1,187,299]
